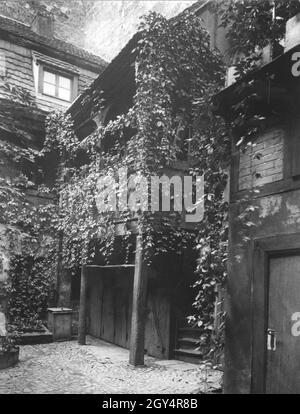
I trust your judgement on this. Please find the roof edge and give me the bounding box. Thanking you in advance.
[0,13,108,71]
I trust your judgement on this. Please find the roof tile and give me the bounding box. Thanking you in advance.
[0,14,107,69]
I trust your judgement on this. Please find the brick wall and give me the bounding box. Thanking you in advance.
[238,128,284,191]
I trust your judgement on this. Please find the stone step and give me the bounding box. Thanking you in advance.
[178,337,199,344]
[177,337,200,350]
[174,348,203,364]
[178,327,202,339]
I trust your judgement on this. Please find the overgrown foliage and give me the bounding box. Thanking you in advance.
[218,1,296,168]
[6,1,291,355]
[40,11,229,357]
[219,0,300,76]
[5,255,55,331]
[217,2,297,278]
[0,169,58,329]
[0,77,58,330]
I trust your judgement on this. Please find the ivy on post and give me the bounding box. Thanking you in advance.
[129,234,148,366]
[78,264,87,345]
[39,10,229,360]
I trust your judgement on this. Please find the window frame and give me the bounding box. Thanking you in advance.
[38,65,78,103]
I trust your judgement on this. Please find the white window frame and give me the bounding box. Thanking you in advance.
[38,64,78,103]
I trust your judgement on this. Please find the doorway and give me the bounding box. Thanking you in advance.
[252,234,300,393]
[266,254,300,393]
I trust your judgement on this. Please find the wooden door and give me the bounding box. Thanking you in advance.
[266,254,300,394]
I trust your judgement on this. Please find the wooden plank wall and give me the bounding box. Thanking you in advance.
[145,287,171,359]
[113,273,133,348]
[87,269,133,350]
[86,269,172,359]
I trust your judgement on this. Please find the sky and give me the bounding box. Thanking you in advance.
[83,1,197,61]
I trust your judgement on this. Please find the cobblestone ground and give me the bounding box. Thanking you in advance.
[0,337,222,394]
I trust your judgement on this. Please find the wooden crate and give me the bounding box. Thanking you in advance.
[47,308,73,341]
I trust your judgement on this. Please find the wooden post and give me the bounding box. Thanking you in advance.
[78,265,87,345]
[129,234,147,366]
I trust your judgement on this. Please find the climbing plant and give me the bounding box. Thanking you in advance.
[217,1,298,173]
[42,10,229,358]
[46,0,300,359]
[216,0,300,150]
[208,1,300,358]
[5,255,55,331]
[219,0,300,77]
[0,78,58,330]
[0,159,58,329]
[188,0,300,357]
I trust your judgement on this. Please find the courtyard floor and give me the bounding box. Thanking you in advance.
[0,336,222,394]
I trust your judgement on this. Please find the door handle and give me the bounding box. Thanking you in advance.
[267,329,276,351]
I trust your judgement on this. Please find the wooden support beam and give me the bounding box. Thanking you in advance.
[78,265,87,345]
[129,234,148,366]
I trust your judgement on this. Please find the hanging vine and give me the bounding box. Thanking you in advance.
[0,7,234,352]
[40,10,230,357]
[0,80,58,330]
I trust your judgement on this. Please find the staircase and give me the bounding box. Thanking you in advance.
[174,327,203,364]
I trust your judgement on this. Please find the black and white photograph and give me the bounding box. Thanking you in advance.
[0,0,299,397]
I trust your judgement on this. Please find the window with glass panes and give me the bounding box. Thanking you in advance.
[42,69,73,101]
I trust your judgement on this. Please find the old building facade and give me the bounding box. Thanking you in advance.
[0,0,232,369]
[216,13,300,394]
[66,0,230,365]
[0,11,106,306]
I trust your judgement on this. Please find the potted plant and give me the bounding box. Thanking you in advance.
[0,326,20,370]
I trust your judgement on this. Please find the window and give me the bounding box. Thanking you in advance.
[32,52,79,104]
[42,69,73,102]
